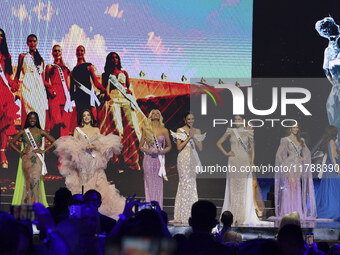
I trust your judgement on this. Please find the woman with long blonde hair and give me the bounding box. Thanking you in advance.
[139,109,172,208]
[45,45,75,136]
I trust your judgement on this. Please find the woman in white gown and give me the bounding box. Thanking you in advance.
[54,109,125,219]
[15,34,50,129]
[216,115,259,225]
[171,112,206,224]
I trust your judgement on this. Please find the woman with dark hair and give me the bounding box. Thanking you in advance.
[14,34,51,130]
[54,109,125,219]
[0,28,19,168]
[9,112,55,206]
[316,126,340,220]
[70,45,108,123]
[139,109,172,208]
[274,123,316,219]
[45,45,75,136]
[99,52,143,170]
[217,115,259,225]
[171,111,205,224]
[220,211,242,243]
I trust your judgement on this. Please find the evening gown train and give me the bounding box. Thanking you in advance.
[316,140,340,221]
[274,137,316,220]
[54,133,125,219]
[221,128,260,225]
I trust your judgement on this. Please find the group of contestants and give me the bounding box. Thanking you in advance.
[1,30,340,224]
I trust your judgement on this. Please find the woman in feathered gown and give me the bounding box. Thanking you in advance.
[274,124,316,220]
[316,126,340,221]
[171,112,205,224]
[217,115,259,225]
[54,109,125,219]
[139,109,172,209]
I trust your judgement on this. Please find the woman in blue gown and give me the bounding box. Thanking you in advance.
[316,17,340,140]
[316,126,340,221]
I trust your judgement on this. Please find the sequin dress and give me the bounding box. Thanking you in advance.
[173,130,200,224]
[143,135,165,208]
[221,128,259,225]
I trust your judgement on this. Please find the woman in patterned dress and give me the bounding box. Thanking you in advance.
[99,52,142,170]
[10,112,55,206]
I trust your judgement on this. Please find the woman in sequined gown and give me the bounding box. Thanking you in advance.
[10,112,55,206]
[139,109,172,208]
[54,109,125,219]
[274,124,316,219]
[217,115,259,225]
[172,112,205,224]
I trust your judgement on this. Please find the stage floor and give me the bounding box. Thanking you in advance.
[168,221,340,242]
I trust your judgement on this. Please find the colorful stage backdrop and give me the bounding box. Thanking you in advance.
[0,0,253,208]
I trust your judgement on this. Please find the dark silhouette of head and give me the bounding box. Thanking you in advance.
[53,187,72,208]
[189,200,218,233]
[84,189,102,209]
[239,239,282,255]
[69,194,85,206]
[221,210,233,228]
[277,224,305,255]
[127,209,164,237]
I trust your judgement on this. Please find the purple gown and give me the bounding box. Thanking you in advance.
[274,137,316,219]
[143,135,165,208]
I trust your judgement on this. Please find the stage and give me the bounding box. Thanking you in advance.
[168,223,340,243]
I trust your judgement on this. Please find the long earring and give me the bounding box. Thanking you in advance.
[82,120,84,126]
[91,119,94,124]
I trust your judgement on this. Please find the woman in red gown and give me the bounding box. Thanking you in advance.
[45,45,76,136]
[0,28,19,168]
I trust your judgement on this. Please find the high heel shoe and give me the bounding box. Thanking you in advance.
[1,160,8,168]
[0,150,8,168]
[255,207,263,217]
